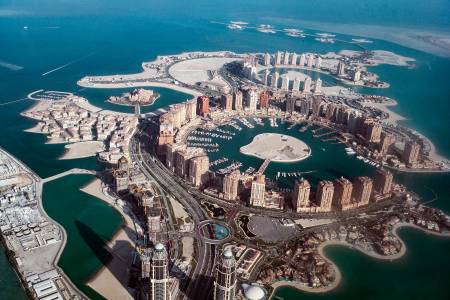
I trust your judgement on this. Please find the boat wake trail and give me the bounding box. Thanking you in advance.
[0,98,28,106]
[0,60,24,71]
[41,51,97,76]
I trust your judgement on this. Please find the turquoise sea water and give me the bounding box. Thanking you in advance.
[1,1,450,299]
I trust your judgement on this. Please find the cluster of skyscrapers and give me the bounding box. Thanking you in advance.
[141,244,264,300]
[260,70,322,94]
[264,51,322,69]
[292,169,393,212]
[285,95,422,166]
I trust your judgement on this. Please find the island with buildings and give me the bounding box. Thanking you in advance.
[2,49,450,300]
[107,88,160,107]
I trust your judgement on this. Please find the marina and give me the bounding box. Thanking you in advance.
[2,2,450,300]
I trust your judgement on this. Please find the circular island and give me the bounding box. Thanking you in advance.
[239,133,311,162]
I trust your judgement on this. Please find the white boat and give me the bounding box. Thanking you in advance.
[257,24,276,34]
[351,38,372,43]
[228,23,244,30]
[286,32,306,38]
[230,21,248,25]
[316,32,336,38]
[284,28,303,33]
[315,37,335,43]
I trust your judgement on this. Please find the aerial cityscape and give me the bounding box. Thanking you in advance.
[1,1,450,300]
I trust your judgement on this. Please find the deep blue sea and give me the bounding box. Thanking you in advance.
[1,1,449,299]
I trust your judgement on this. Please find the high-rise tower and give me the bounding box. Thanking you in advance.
[213,250,237,300]
[150,243,170,300]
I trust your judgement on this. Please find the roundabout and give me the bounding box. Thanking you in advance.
[198,220,232,244]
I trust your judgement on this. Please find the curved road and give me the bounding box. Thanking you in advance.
[130,124,215,300]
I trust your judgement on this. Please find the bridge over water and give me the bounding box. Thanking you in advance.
[42,168,96,183]
[257,158,271,175]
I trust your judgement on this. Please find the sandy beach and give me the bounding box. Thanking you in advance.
[362,99,449,165]
[24,123,44,134]
[59,141,104,160]
[80,179,135,300]
[413,131,450,165]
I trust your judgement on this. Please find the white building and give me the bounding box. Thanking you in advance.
[150,243,171,300]
[283,51,290,65]
[299,53,306,66]
[290,52,298,65]
[315,56,322,69]
[292,77,301,91]
[353,69,361,82]
[245,89,258,112]
[281,76,290,90]
[275,51,282,65]
[263,70,270,85]
[213,250,237,300]
[314,78,322,93]
[307,54,314,68]
[263,53,271,66]
[303,77,312,93]
[337,61,346,76]
[250,175,265,207]
[270,72,279,88]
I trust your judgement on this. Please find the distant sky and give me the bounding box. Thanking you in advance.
[1,0,449,31]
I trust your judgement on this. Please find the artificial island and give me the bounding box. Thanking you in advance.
[2,48,450,300]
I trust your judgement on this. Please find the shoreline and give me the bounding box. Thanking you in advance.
[239,132,312,163]
[0,147,88,299]
[265,18,450,58]
[106,93,160,107]
[270,222,450,298]
[359,99,450,166]
[79,178,136,300]
[361,99,406,125]
[78,80,201,98]
[59,141,104,160]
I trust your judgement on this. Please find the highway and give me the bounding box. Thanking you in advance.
[130,119,403,300]
[130,123,215,300]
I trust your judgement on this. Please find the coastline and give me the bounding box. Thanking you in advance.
[239,133,311,163]
[106,94,161,107]
[79,178,136,300]
[269,241,342,295]
[0,147,88,299]
[361,98,449,167]
[361,99,406,125]
[265,18,450,58]
[270,222,450,298]
[78,80,201,98]
[59,141,104,160]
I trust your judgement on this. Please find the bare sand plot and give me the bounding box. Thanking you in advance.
[60,141,104,160]
[168,57,240,88]
[240,133,311,162]
[80,179,135,300]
